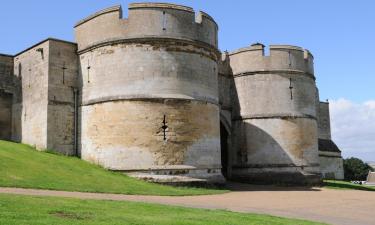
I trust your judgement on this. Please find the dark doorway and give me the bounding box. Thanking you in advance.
[220,122,229,178]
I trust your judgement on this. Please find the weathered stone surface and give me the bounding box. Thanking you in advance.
[74,4,218,51]
[10,39,77,153]
[0,91,12,140]
[0,54,14,140]
[318,102,332,140]
[47,40,78,155]
[367,172,375,184]
[0,2,344,185]
[75,3,223,183]
[317,101,345,180]
[80,100,221,181]
[226,44,321,184]
[319,151,344,180]
[13,41,50,149]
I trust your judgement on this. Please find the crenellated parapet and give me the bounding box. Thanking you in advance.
[74,3,218,54]
[229,44,314,79]
[229,43,317,119]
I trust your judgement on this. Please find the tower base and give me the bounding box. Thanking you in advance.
[230,169,322,186]
[114,167,226,187]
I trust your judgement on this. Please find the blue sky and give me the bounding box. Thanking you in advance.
[1,1,374,161]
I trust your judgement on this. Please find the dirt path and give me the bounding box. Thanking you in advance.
[1,183,374,225]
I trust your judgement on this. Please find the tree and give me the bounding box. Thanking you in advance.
[343,157,374,181]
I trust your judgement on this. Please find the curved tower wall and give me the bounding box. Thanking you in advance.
[229,44,321,184]
[75,4,223,182]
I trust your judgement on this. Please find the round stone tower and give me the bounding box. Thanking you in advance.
[74,3,223,182]
[229,44,321,185]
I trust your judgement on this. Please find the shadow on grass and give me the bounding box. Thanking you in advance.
[323,180,375,192]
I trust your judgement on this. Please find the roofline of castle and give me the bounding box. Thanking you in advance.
[229,44,314,59]
[74,5,122,28]
[128,2,194,12]
[14,38,77,57]
[74,3,218,29]
[0,53,13,58]
[129,3,218,28]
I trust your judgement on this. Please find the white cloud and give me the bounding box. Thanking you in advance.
[329,98,375,162]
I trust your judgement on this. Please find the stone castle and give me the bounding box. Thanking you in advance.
[0,3,344,185]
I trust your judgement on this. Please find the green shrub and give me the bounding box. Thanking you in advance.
[343,157,374,181]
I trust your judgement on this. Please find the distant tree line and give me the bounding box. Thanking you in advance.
[344,157,374,181]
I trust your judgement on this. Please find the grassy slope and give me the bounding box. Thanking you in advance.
[323,180,375,191]
[0,194,327,225]
[0,140,225,196]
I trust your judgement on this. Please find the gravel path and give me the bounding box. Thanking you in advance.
[1,183,374,225]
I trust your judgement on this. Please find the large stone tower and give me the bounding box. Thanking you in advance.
[74,3,224,182]
[228,44,321,184]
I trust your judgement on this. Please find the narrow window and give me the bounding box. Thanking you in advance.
[87,60,91,83]
[289,77,293,100]
[18,63,22,78]
[162,11,167,31]
[62,62,67,84]
[161,115,168,141]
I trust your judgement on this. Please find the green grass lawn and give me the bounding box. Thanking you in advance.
[323,180,375,191]
[0,194,328,225]
[0,140,226,196]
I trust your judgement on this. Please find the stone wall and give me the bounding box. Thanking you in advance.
[318,102,331,140]
[229,44,321,185]
[0,54,13,77]
[0,90,12,140]
[75,3,223,182]
[13,42,50,149]
[74,4,218,51]
[47,40,78,155]
[218,52,234,177]
[319,151,344,180]
[317,101,344,179]
[0,54,14,140]
[12,39,78,154]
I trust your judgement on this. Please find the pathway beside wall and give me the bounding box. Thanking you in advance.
[1,183,374,225]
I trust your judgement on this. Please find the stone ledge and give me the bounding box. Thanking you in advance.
[233,70,315,80]
[129,3,194,13]
[80,96,219,107]
[74,5,122,28]
[77,36,221,60]
[233,113,317,121]
[232,163,320,169]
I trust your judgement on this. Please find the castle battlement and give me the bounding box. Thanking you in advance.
[128,3,194,13]
[74,3,218,52]
[229,43,314,77]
